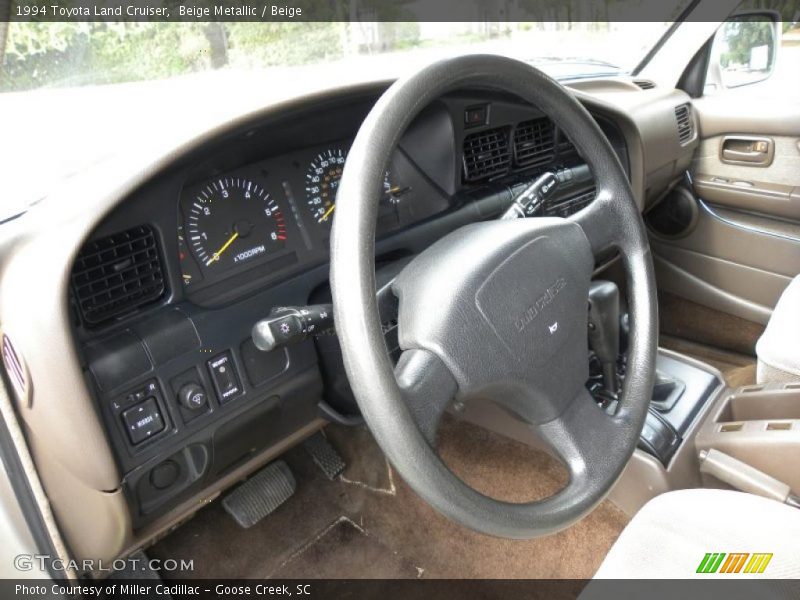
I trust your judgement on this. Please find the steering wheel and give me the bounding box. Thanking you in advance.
[330,55,657,538]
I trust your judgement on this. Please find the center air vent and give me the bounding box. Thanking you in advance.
[675,103,694,145]
[513,118,555,167]
[462,126,511,182]
[71,225,166,327]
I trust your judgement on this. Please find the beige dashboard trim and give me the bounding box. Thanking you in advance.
[0,360,75,581]
[0,81,391,564]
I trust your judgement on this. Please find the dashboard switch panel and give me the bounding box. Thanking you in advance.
[122,397,165,445]
[208,352,243,403]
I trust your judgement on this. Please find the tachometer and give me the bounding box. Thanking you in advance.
[185,178,287,272]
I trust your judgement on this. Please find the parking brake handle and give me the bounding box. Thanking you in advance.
[699,448,800,509]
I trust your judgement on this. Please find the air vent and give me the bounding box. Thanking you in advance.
[462,126,511,182]
[675,103,694,145]
[633,79,656,90]
[513,118,555,167]
[71,225,166,326]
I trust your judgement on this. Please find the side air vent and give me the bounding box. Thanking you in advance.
[633,79,656,90]
[513,118,555,167]
[71,225,166,326]
[675,103,694,145]
[462,126,511,182]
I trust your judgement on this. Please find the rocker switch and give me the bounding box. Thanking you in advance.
[207,352,242,403]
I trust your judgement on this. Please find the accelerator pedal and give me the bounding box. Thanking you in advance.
[108,549,165,583]
[304,431,346,480]
[222,460,296,528]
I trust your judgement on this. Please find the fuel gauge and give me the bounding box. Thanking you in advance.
[177,224,203,287]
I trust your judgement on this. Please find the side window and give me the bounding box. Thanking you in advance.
[704,13,798,97]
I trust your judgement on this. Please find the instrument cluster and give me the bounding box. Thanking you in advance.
[177,139,446,299]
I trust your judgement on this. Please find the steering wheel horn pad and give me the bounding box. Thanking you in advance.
[394,218,593,425]
[331,54,657,539]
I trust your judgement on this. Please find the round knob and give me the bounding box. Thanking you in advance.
[178,383,207,411]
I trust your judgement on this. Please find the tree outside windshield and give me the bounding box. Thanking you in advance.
[1,20,681,92]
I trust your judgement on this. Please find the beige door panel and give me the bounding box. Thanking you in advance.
[693,171,800,220]
[650,202,800,325]
[696,135,800,182]
[652,95,800,324]
[692,133,800,217]
[652,242,793,310]
[693,95,800,139]
[652,202,800,278]
[691,96,800,219]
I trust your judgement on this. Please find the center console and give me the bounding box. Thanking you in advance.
[634,353,720,465]
[696,382,800,493]
[584,280,723,469]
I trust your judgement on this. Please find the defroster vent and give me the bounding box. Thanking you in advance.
[513,118,555,167]
[462,126,511,182]
[71,225,166,326]
[633,79,656,90]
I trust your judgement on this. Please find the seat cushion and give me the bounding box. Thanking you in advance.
[757,275,800,384]
[593,489,800,578]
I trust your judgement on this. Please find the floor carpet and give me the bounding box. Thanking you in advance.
[150,417,629,579]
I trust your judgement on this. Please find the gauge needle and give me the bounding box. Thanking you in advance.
[319,204,336,223]
[209,232,239,264]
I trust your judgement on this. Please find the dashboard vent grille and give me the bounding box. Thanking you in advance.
[513,118,555,167]
[71,225,166,326]
[633,79,656,90]
[462,126,511,181]
[675,103,694,145]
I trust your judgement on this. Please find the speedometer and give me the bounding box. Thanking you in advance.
[304,148,347,229]
[304,146,398,229]
[185,177,287,274]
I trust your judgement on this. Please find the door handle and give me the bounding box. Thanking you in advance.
[720,136,774,166]
[722,149,765,161]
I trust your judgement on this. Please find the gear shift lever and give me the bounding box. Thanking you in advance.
[588,280,620,394]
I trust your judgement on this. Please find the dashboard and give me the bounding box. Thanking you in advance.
[0,77,697,564]
[65,87,630,529]
[0,70,701,567]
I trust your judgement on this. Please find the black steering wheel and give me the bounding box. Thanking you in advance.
[330,55,657,538]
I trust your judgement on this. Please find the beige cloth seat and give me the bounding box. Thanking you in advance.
[757,275,800,384]
[593,489,800,579]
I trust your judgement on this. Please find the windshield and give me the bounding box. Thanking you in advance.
[0,20,685,222]
[1,21,680,93]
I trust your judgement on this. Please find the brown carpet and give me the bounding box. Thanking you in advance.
[272,518,421,579]
[658,292,764,357]
[150,418,628,579]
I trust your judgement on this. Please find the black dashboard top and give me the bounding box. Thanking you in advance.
[72,87,625,327]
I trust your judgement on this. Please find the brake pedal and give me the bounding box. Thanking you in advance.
[222,460,296,528]
[304,432,346,480]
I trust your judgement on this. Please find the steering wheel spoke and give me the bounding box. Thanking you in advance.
[395,349,458,446]
[536,387,627,488]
